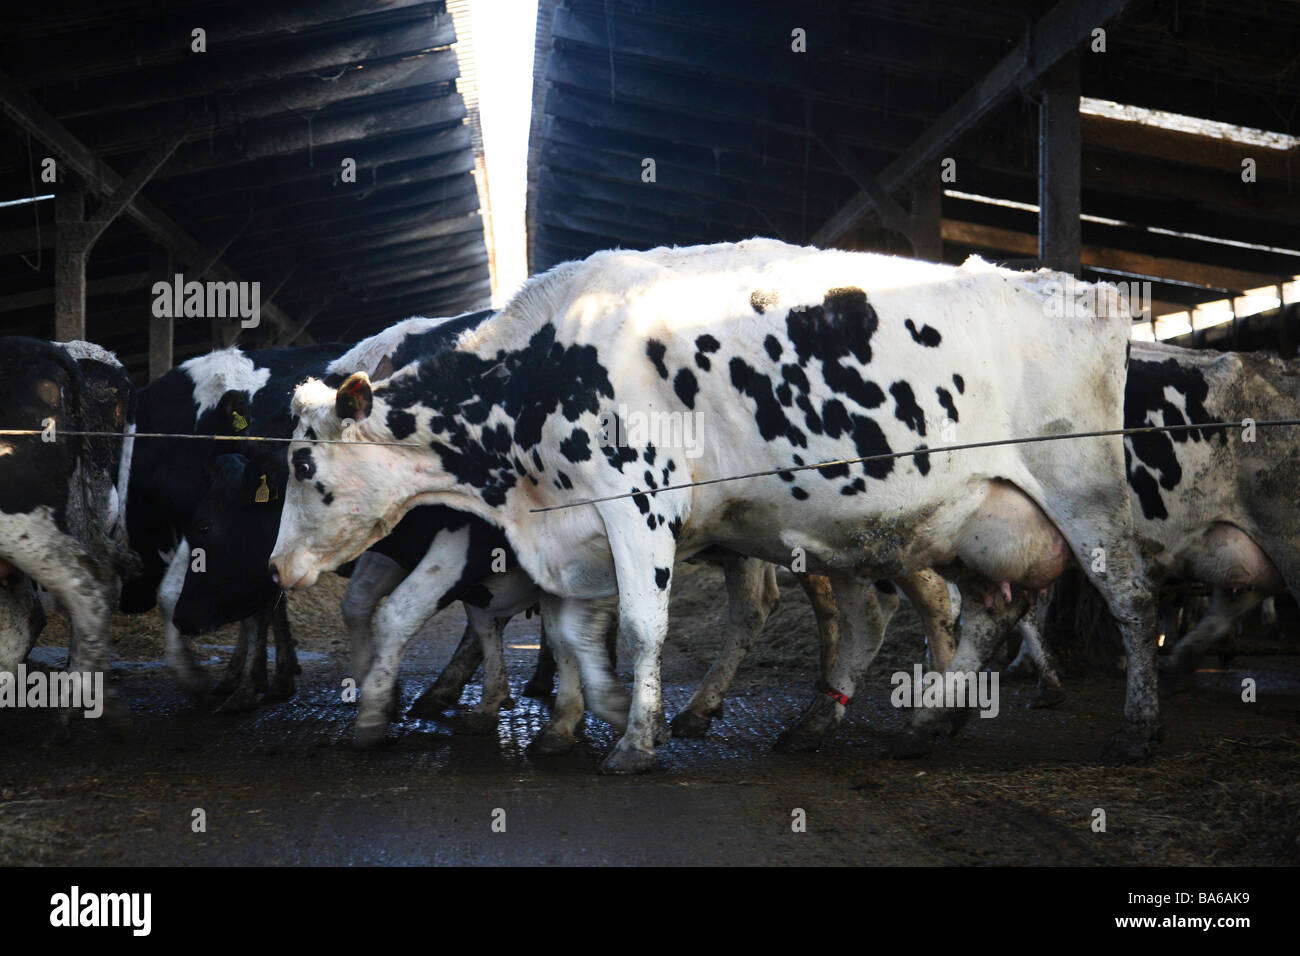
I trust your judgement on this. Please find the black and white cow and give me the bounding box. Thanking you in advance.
[270,239,1157,772]
[997,340,1300,704]
[123,314,495,702]
[0,337,135,705]
[172,330,899,741]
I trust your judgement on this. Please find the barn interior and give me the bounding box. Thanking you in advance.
[0,0,1297,869]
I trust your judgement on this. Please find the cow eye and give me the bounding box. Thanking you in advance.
[294,459,314,481]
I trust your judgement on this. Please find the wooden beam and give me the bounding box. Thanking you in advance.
[0,271,150,314]
[0,67,296,336]
[810,0,1131,247]
[149,246,173,382]
[1038,54,1081,275]
[941,219,1289,292]
[54,186,86,341]
[908,176,943,261]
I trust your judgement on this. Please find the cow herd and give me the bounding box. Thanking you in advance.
[1,238,1296,775]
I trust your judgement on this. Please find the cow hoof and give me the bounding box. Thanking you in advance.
[600,745,656,775]
[884,730,934,759]
[405,692,458,719]
[217,689,259,713]
[652,720,671,747]
[353,720,390,750]
[452,712,499,736]
[1099,729,1153,766]
[1029,685,1065,709]
[1003,661,1034,682]
[521,677,553,699]
[669,710,713,738]
[773,724,826,754]
[527,724,575,756]
[264,677,296,703]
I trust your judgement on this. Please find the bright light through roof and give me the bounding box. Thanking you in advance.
[1081,97,1300,150]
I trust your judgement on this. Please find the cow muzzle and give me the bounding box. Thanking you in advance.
[269,555,320,591]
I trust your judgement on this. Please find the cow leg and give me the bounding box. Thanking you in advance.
[529,596,611,756]
[267,597,298,701]
[158,540,209,699]
[218,612,269,712]
[1036,497,1158,764]
[522,620,557,698]
[800,573,841,682]
[1014,612,1064,707]
[897,570,957,672]
[588,510,679,775]
[774,572,896,753]
[340,551,407,683]
[672,557,778,738]
[1,513,118,723]
[452,608,515,735]
[213,632,248,699]
[1164,588,1266,693]
[886,584,1029,757]
[407,621,484,717]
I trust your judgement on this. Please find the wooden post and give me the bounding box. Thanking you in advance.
[1038,54,1081,276]
[908,175,942,261]
[148,246,173,381]
[54,185,87,341]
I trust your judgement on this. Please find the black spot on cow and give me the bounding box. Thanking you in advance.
[910,445,931,476]
[654,566,671,589]
[632,490,650,514]
[643,443,656,465]
[791,486,809,500]
[1124,357,1226,520]
[764,335,783,361]
[936,386,959,423]
[840,477,867,495]
[673,368,698,409]
[646,340,669,379]
[380,320,615,508]
[952,373,965,394]
[889,381,926,436]
[667,515,683,540]
[785,288,885,411]
[643,469,657,488]
[750,290,779,314]
[554,470,573,491]
[560,427,592,463]
[646,513,658,530]
[531,449,545,472]
[387,408,416,440]
[314,481,334,506]
[775,383,793,407]
[729,357,807,448]
[695,334,720,370]
[904,319,942,348]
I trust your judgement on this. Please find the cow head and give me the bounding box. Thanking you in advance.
[269,371,450,590]
[173,452,286,634]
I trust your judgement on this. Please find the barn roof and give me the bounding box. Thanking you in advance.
[526,0,1300,351]
[0,0,491,380]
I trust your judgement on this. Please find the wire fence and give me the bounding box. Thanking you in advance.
[3,416,1297,513]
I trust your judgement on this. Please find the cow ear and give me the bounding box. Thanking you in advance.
[370,354,395,382]
[335,372,372,423]
[216,389,252,435]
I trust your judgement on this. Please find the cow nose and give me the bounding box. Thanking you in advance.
[269,564,280,587]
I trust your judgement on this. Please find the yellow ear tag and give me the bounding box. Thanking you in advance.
[231,411,248,432]
[254,474,270,503]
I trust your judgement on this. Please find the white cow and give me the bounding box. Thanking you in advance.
[270,239,1157,772]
